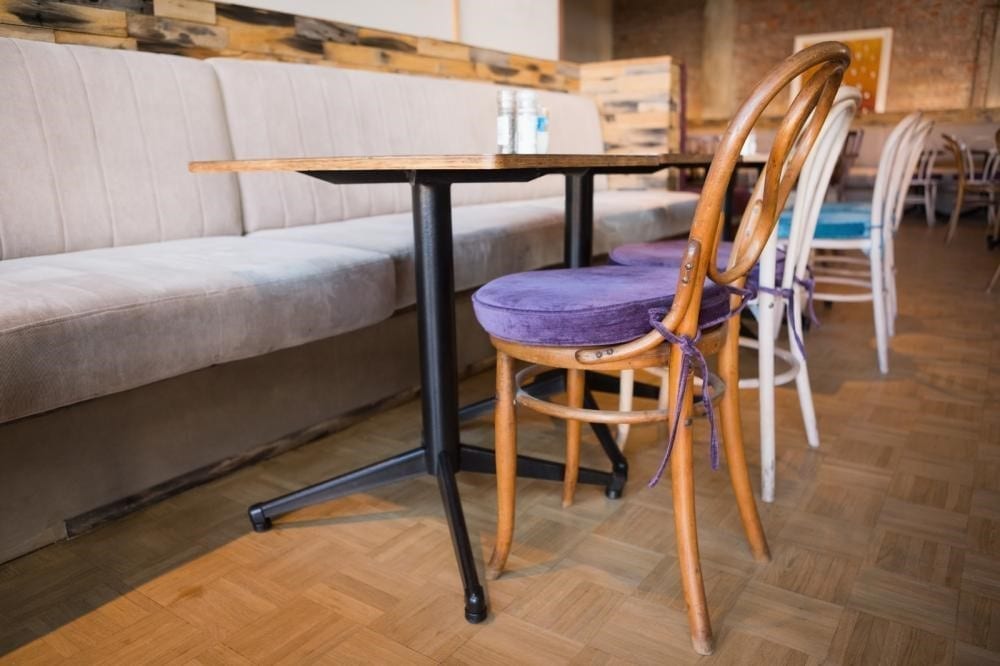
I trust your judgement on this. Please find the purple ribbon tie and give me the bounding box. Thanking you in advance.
[645,285,752,487]
[755,270,819,360]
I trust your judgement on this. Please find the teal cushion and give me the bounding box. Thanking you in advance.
[778,205,871,240]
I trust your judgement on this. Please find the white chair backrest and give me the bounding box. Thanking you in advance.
[915,148,937,182]
[782,87,862,293]
[890,118,934,231]
[962,141,976,180]
[870,112,923,237]
[984,149,1000,181]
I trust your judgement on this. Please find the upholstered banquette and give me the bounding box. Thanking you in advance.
[0,36,698,562]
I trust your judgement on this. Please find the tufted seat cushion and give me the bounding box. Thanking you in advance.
[472,265,731,347]
[0,237,395,423]
[609,239,784,286]
[253,201,565,309]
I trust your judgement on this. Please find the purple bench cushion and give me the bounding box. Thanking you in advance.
[608,239,784,286]
[472,265,731,347]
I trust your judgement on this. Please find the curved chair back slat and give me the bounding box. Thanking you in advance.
[671,42,850,334]
[942,133,966,188]
[890,119,935,231]
[782,87,862,297]
[915,148,937,182]
[872,112,922,234]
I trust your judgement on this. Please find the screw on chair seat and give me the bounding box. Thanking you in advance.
[471,264,732,347]
[608,240,785,287]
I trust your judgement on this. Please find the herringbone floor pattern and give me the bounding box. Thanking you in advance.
[1,216,998,664]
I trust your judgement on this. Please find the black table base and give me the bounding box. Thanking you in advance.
[246,165,669,624]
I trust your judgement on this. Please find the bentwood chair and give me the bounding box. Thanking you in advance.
[829,127,864,201]
[943,133,1000,244]
[609,87,861,502]
[785,112,928,373]
[471,42,849,655]
[907,148,939,226]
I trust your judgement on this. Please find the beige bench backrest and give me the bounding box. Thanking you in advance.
[209,58,606,233]
[0,38,242,261]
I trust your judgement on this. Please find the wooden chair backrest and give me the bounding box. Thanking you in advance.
[682,42,849,331]
[943,133,1000,184]
[578,41,850,363]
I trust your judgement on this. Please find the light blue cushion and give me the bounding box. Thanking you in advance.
[778,206,871,240]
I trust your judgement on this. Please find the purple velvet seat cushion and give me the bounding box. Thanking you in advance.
[472,264,731,346]
[609,240,783,286]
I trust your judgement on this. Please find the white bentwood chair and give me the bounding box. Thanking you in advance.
[796,112,931,374]
[610,87,861,502]
[906,148,938,226]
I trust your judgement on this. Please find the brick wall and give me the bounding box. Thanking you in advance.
[613,0,704,118]
[614,0,998,122]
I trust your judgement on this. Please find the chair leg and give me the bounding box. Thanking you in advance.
[882,237,898,338]
[487,350,517,580]
[563,368,585,507]
[718,317,771,561]
[667,347,714,656]
[924,184,936,226]
[871,247,890,374]
[946,179,965,243]
[988,260,1000,293]
[755,280,777,504]
[790,291,820,448]
[615,369,635,451]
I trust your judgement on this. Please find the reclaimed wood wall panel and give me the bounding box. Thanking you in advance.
[1,0,127,36]
[0,1,579,91]
[580,55,682,189]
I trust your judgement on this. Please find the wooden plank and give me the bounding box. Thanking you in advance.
[508,54,558,77]
[0,0,127,36]
[59,0,151,13]
[416,36,469,62]
[324,41,477,80]
[126,13,226,49]
[357,27,416,53]
[152,0,214,25]
[55,29,136,49]
[134,39,235,59]
[219,5,322,60]
[294,15,356,44]
[474,61,564,89]
[0,21,53,41]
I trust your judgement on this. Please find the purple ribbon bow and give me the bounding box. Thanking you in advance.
[645,285,753,487]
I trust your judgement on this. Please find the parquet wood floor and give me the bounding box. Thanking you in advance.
[2,216,999,664]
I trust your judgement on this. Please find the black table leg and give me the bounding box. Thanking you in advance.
[564,169,595,268]
[246,177,487,625]
[247,448,427,532]
[412,178,486,623]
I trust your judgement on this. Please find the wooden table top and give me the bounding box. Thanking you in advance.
[189,153,730,174]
